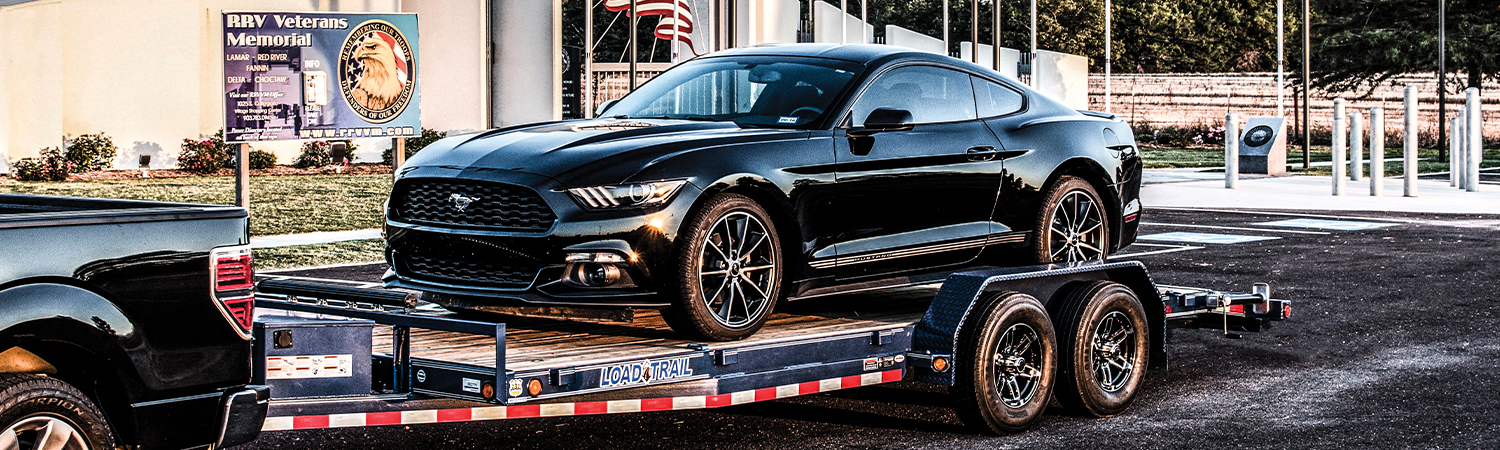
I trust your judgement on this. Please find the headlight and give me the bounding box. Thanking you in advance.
[567,180,687,209]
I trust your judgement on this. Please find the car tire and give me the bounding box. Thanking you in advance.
[950,291,1057,435]
[1032,176,1109,263]
[662,194,783,341]
[0,374,116,450]
[1052,281,1149,417]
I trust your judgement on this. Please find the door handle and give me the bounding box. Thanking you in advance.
[967,146,998,161]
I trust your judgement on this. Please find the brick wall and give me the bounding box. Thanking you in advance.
[1088,73,1500,141]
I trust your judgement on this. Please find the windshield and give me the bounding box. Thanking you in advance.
[602,57,860,128]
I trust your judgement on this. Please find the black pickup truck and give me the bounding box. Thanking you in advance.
[0,194,268,449]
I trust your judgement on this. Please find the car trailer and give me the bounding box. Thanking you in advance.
[250,261,1289,435]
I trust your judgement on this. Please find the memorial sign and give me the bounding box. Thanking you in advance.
[222,12,420,142]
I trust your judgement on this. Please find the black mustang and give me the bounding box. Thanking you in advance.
[383,44,1142,340]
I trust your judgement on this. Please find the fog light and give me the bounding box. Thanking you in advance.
[566,263,621,287]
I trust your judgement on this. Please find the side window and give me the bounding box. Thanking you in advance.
[973,76,1025,117]
[848,66,977,126]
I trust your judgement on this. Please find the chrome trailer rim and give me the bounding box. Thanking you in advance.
[993,323,1044,408]
[1091,310,1137,392]
[697,211,777,328]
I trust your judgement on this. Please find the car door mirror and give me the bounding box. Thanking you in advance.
[862,108,914,130]
[596,99,619,116]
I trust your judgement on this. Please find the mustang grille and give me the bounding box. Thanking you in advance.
[395,235,544,288]
[393,180,556,231]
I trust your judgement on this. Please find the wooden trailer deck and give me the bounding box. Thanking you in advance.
[372,286,939,372]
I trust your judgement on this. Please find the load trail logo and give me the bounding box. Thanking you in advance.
[599,357,694,387]
[338,20,415,123]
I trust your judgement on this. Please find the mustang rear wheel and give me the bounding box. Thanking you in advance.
[663,194,782,341]
[0,374,115,450]
[1033,176,1109,263]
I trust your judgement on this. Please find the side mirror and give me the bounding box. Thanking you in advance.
[595,99,620,117]
[862,108,914,130]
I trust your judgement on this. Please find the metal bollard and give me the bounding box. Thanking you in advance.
[1403,86,1418,197]
[1466,87,1482,193]
[1350,111,1364,181]
[1457,107,1468,189]
[1450,116,1461,187]
[1332,99,1346,196]
[1226,113,1239,189]
[1371,108,1384,196]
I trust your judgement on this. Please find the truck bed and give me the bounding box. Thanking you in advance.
[0,193,243,229]
[362,286,934,373]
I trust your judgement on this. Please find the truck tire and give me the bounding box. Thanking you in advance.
[1052,281,1149,417]
[662,194,782,341]
[950,291,1057,434]
[0,374,115,450]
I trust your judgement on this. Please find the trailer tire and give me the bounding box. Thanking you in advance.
[950,291,1056,435]
[1052,280,1149,417]
[0,374,116,450]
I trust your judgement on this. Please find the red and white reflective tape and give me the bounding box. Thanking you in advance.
[263,369,902,431]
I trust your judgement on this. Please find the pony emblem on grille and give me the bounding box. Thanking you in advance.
[450,193,480,212]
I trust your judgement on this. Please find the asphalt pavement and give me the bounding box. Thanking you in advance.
[247,206,1500,449]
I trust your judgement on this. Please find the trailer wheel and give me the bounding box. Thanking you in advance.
[0,374,115,450]
[1053,281,1149,417]
[663,194,782,341]
[950,291,1057,434]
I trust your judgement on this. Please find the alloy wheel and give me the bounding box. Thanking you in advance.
[992,323,1044,408]
[1048,190,1106,262]
[697,211,777,328]
[1,416,91,450]
[1091,311,1137,392]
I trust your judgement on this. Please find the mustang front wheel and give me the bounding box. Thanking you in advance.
[663,194,782,341]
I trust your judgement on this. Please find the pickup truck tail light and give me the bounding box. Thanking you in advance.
[211,245,255,335]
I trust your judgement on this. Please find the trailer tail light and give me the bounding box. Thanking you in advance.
[211,245,255,336]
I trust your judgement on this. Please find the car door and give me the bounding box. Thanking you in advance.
[828,65,1006,280]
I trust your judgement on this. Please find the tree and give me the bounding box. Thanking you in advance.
[1308,0,1499,95]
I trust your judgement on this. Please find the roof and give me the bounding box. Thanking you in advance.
[710,43,942,65]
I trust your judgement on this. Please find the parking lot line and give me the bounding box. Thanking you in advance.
[1111,244,1203,259]
[1151,206,1422,223]
[1141,222,1330,235]
[1137,232,1281,244]
[1254,218,1399,231]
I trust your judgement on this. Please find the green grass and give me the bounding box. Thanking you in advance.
[254,239,386,271]
[0,174,391,236]
[1143,146,1500,177]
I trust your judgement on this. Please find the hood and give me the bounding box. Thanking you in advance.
[405,119,801,186]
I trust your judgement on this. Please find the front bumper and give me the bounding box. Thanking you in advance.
[383,172,701,309]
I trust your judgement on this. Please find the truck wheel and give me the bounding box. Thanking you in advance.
[0,374,115,450]
[1052,281,1149,417]
[1032,176,1109,263]
[662,194,782,341]
[950,291,1057,434]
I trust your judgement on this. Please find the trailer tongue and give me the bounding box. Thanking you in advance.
[253,261,1289,434]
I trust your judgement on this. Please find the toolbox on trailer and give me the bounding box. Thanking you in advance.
[253,316,375,399]
[250,261,1291,434]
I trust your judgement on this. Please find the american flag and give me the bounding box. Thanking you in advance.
[604,0,699,56]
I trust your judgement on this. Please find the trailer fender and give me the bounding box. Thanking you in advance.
[909,261,1166,385]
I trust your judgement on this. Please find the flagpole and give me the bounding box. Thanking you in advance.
[585,0,594,117]
[971,0,978,63]
[671,0,680,63]
[860,0,866,43]
[994,0,1001,72]
[629,0,638,90]
[841,0,847,44]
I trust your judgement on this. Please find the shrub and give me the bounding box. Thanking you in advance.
[249,149,278,170]
[12,148,75,182]
[293,141,333,168]
[179,131,234,174]
[64,133,118,172]
[383,128,447,165]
